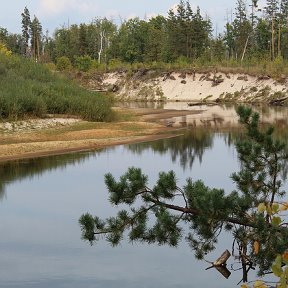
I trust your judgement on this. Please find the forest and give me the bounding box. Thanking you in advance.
[1,0,288,72]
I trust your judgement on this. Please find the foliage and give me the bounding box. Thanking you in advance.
[30,16,42,61]
[21,6,31,56]
[4,1,288,73]
[56,56,72,71]
[0,42,12,57]
[74,55,93,72]
[80,106,288,284]
[0,53,114,121]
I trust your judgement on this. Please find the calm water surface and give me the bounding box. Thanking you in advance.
[0,113,287,287]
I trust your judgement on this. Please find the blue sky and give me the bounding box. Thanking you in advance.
[1,0,265,35]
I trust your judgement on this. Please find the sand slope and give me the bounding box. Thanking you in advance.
[103,71,288,103]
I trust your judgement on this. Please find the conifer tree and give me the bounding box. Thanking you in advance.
[265,0,280,59]
[232,0,252,60]
[80,106,288,282]
[30,16,42,61]
[21,6,31,57]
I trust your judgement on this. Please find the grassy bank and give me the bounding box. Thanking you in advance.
[73,57,288,82]
[0,53,114,121]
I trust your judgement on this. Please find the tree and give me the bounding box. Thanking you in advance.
[30,16,42,61]
[112,18,149,64]
[145,16,167,62]
[232,0,253,61]
[78,23,88,56]
[80,106,288,284]
[21,6,31,57]
[265,0,280,60]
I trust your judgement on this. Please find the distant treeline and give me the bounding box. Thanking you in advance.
[1,0,288,69]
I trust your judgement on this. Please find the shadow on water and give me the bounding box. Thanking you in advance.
[0,151,105,200]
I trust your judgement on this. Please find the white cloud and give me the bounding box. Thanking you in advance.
[37,0,99,17]
[169,3,179,14]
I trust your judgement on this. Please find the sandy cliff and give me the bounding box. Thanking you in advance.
[103,70,288,104]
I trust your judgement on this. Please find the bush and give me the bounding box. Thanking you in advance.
[56,56,72,71]
[0,53,114,121]
[0,42,12,57]
[75,55,93,72]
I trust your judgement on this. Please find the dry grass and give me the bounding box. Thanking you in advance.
[0,109,183,161]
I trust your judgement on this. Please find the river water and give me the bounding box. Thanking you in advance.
[0,105,287,288]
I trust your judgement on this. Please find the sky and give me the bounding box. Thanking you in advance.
[0,0,266,36]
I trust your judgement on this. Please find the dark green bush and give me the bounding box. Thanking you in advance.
[74,55,93,72]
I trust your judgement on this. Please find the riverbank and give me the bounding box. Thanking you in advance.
[0,108,201,163]
[1,104,288,163]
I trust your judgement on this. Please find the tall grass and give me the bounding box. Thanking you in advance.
[0,54,114,121]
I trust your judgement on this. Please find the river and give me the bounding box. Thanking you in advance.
[0,105,287,288]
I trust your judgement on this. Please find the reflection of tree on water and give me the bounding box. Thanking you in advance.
[127,129,214,170]
[223,125,288,182]
[0,152,97,200]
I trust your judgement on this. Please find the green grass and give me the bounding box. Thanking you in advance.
[93,56,288,81]
[0,54,115,121]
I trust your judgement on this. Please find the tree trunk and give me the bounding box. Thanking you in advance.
[241,35,250,64]
[278,23,281,57]
[98,30,104,64]
[271,14,275,61]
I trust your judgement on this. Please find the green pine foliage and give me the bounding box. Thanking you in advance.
[79,106,288,278]
[0,53,114,121]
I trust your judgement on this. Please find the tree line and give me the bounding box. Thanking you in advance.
[1,0,288,69]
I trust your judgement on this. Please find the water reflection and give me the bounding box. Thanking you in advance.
[0,152,98,198]
[128,129,213,169]
[0,132,239,288]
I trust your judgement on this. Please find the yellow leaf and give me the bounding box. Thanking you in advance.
[266,205,272,216]
[253,280,267,288]
[257,203,266,213]
[241,284,249,288]
[254,241,260,255]
[280,202,288,211]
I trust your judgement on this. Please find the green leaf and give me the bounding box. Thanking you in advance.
[272,263,283,277]
[271,216,282,226]
[272,203,279,213]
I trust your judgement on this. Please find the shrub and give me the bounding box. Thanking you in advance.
[0,42,12,57]
[75,55,93,72]
[56,56,72,71]
[0,53,114,121]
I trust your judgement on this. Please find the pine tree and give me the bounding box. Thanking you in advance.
[232,0,252,61]
[21,6,31,57]
[79,106,288,281]
[30,16,42,61]
[78,24,88,56]
[265,0,280,59]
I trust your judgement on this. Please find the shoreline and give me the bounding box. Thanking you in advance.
[1,104,287,163]
[0,133,184,163]
[0,108,194,163]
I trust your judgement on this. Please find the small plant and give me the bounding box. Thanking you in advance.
[250,86,258,92]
